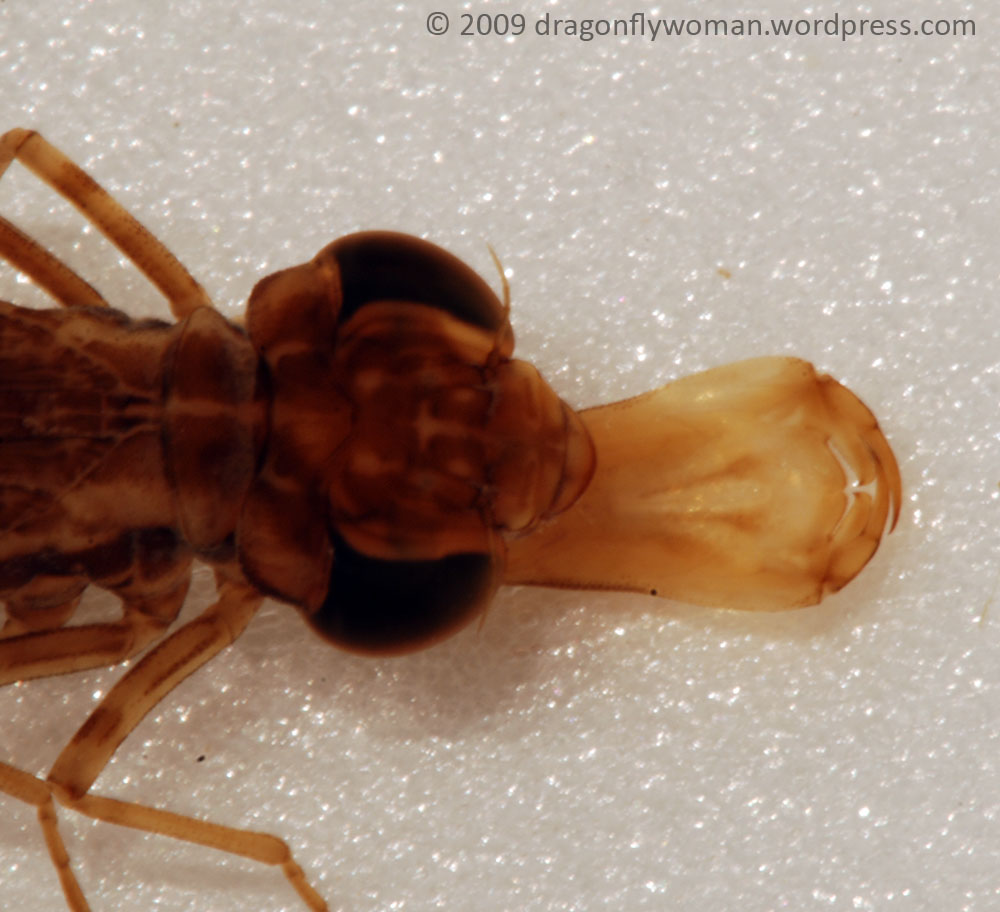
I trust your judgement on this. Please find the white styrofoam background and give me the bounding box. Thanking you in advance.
[1,2,996,911]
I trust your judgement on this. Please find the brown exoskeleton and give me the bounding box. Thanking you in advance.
[0,129,901,911]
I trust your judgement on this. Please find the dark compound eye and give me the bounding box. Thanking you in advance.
[326,231,507,331]
[307,532,498,655]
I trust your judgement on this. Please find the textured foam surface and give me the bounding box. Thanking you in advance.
[1,2,996,910]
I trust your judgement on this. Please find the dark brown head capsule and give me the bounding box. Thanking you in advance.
[237,232,596,654]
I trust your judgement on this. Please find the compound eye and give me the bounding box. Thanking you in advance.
[323,231,508,331]
[307,532,499,656]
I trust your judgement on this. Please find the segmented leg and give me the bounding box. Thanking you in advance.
[0,128,213,317]
[0,615,170,684]
[0,586,186,684]
[1,540,193,682]
[0,763,91,912]
[1,579,85,637]
[9,575,328,911]
[0,213,108,308]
